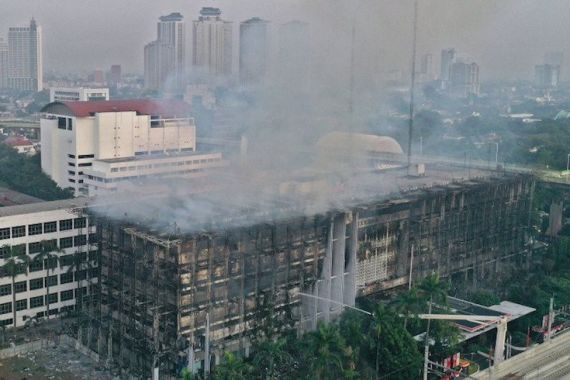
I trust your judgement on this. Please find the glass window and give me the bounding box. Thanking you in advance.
[74,235,87,247]
[74,217,86,229]
[44,222,57,233]
[46,275,58,286]
[60,255,73,267]
[15,299,27,311]
[28,242,42,254]
[30,296,44,309]
[0,284,11,296]
[59,219,73,231]
[61,290,74,301]
[29,260,43,272]
[28,223,43,236]
[46,293,58,304]
[0,228,9,240]
[0,302,12,315]
[29,278,44,290]
[43,240,57,251]
[11,226,25,238]
[57,117,67,130]
[14,281,27,293]
[67,118,73,131]
[0,319,13,326]
[0,246,9,259]
[60,272,73,284]
[60,237,73,249]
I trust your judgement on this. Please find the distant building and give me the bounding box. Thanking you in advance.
[7,18,43,92]
[239,17,269,85]
[419,53,434,82]
[40,99,223,196]
[144,13,186,91]
[3,135,36,155]
[108,65,121,87]
[450,61,480,97]
[535,64,560,88]
[545,51,563,68]
[440,48,456,88]
[0,37,7,89]
[192,7,233,77]
[49,87,110,102]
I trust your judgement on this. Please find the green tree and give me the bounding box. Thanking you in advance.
[1,245,28,327]
[252,338,295,380]
[301,323,357,380]
[393,287,423,329]
[212,352,252,380]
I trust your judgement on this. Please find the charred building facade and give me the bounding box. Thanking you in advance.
[83,170,534,377]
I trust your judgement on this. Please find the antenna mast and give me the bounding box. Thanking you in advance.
[407,0,419,174]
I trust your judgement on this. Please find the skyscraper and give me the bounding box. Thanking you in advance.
[535,64,560,88]
[239,17,269,85]
[192,7,233,77]
[440,48,456,85]
[7,18,43,92]
[450,61,480,97]
[0,37,7,89]
[144,12,185,91]
[419,53,434,81]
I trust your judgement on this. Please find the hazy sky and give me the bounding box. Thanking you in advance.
[1,0,568,80]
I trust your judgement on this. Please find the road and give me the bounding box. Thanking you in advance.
[472,331,570,379]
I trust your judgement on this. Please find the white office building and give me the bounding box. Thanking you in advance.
[7,18,43,92]
[49,87,110,102]
[40,99,223,196]
[0,198,96,328]
[192,7,233,76]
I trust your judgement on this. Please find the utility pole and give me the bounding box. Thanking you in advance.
[547,297,554,343]
[406,0,419,174]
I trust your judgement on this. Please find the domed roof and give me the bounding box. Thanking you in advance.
[316,132,404,155]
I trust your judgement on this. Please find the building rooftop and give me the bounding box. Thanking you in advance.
[200,7,222,17]
[0,197,90,218]
[0,187,42,207]
[41,99,192,118]
[3,135,34,147]
[159,12,184,22]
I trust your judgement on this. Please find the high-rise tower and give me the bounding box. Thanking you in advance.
[144,12,186,91]
[192,7,233,77]
[239,17,269,85]
[7,18,43,92]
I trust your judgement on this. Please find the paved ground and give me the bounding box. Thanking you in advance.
[0,342,113,380]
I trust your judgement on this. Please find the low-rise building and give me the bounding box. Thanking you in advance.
[49,87,110,102]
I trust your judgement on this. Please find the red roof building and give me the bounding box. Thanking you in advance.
[41,99,192,119]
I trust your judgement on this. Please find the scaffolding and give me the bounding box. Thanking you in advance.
[85,172,534,377]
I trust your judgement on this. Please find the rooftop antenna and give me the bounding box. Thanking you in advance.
[407,0,419,175]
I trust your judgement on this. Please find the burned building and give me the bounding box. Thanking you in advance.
[84,164,534,377]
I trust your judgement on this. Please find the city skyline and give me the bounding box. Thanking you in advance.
[2,0,570,80]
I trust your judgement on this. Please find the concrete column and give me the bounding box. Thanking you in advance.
[316,217,334,323]
[343,211,358,307]
[331,213,347,318]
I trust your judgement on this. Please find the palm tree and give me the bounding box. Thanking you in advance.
[370,304,388,380]
[212,352,252,380]
[252,338,295,379]
[304,323,357,379]
[394,287,423,329]
[1,244,28,328]
[32,241,63,320]
[418,274,449,377]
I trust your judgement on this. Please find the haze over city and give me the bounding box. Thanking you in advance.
[2,1,570,379]
[1,0,570,79]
